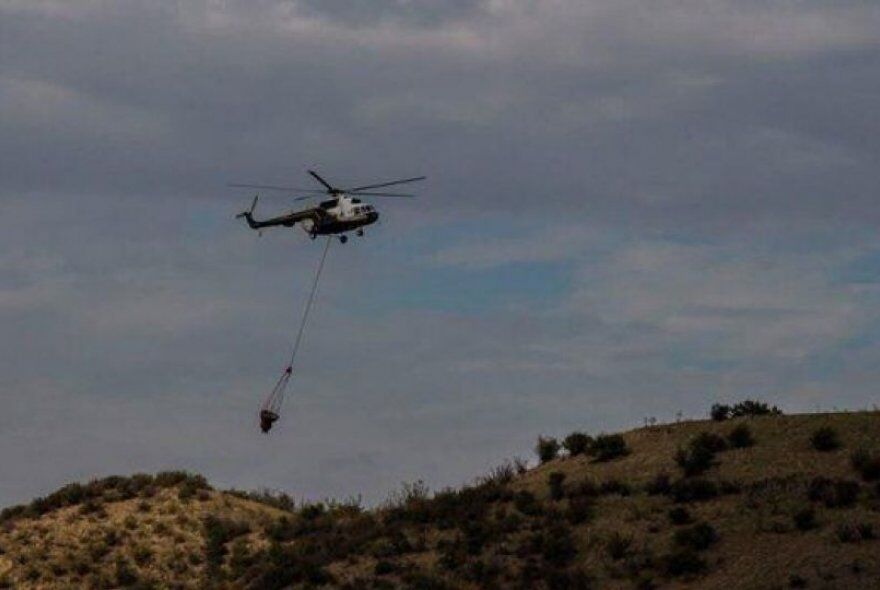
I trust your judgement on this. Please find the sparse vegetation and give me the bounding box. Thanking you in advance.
[1,411,878,589]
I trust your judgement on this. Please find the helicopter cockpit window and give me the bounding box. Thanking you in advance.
[351,198,362,204]
[319,199,338,209]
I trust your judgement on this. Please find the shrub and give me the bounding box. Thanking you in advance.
[562,432,593,456]
[710,404,731,421]
[851,449,880,482]
[566,496,595,525]
[548,472,567,501]
[730,400,782,417]
[536,436,561,464]
[793,507,817,531]
[675,445,715,477]
[568,479,600,499]
[374,560,396,575]
[727,424,755,448]
[132,544,153,566]
[599,479,631,496]
[645,472,672,496]
[807,476,860,508]
[513,491,542,517]
[668,507,692,525]
[540,524,578,567]
[676,432,729,476]
[605,531,633,560]
[663,549,706,577]
[832,480,860,508]
[204,516,250,570]
[836,523,860,543]
[114,559,139,586]
[810,426,840,452]
[674,523,718,551]
[694,432,729,453]
[590,434,630,462]
[671,479,718,503]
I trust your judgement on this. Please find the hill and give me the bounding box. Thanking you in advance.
[1,410,880,589]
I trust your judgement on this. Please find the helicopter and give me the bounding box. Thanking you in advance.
[231,170,425,243]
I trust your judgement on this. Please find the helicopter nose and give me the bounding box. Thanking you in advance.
[368,211,379,223]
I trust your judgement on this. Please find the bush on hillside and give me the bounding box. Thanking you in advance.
[566,496,595,525]
[513,491,542,517]
[668,506,692,525]
[793,507,817,531]
[590,434,630,462]
[663,549,706,577]
[834,522,874,543]
[562,432,593,456]
[851,449,880,482]
[675,445,715,477]
[605,531,633,560]
[727,424,755,448]
[204,516,250,570]
[645,472,673,496]
[599,479,631,496]
[674,523,718,551]
[730,400,782,417]
[710,404,731,421]
[695,432,729,453]
[548,472,567,501]
[671,479,719,503]
[536,436,561,464]
[805,478,860,508]
[676,431,729,476]
[810,426,841,452]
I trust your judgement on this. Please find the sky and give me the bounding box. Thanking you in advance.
[2,0,880,507]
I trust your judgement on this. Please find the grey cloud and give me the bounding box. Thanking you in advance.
[293,0,490,28]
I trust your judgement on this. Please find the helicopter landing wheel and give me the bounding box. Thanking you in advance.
[339,235,348,244]
[309,233,317,240]
[356,229,364,237]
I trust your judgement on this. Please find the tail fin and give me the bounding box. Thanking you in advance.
[236,195,259,229]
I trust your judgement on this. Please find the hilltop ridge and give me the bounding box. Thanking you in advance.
[1,410,880,589]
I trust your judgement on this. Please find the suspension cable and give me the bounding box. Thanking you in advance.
[261,236,333,421]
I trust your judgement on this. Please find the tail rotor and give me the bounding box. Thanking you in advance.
[236,195,261,232]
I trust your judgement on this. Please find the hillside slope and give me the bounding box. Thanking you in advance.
[1,411,879,589]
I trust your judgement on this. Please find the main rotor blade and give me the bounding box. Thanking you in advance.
[350,192,416,198]
[308,170,336,192]
[227,183,327,193]
[347,176,426,193]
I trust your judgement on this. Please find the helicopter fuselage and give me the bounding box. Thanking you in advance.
[239,194,378,238]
